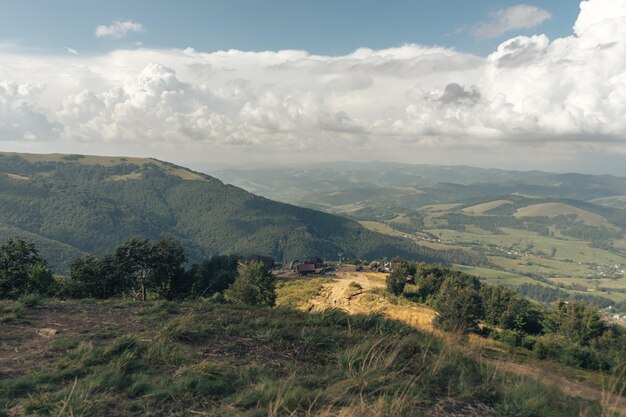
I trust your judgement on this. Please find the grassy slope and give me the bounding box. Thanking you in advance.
[513,202,619,230]
[0,298,608,417]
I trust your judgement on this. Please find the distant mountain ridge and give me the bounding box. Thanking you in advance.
[215,162,626,213]
[0,152,474,272]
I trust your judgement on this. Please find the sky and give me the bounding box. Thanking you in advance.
[0,0,625,175]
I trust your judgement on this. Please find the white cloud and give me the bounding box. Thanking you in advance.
[95,20,144,39]
[472,4,551,39]
[0,81,60,140]
[65,47,79,55]
[0,0,625,171]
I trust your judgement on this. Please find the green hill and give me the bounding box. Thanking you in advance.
[0,152,473,272]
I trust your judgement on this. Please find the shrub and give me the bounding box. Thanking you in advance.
[226,262,276,307]
[386,261,415,295]
[434,275,483,334]
[0,238,53,298]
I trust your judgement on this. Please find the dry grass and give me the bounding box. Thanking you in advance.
[462,200,512,214]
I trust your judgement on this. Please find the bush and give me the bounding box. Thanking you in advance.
[226,263,276,307]
[386,261,415,295]
[0,238,53,298]
[434,275,483,334]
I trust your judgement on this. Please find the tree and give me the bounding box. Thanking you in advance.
[66,237,189,300]
[544,300,605,345]
[226,262,276,306]
[387,265,408,295]
[414,263,448,302]
[114,238,153,301]
[0,238,53,298]
[190,255,239,297]
[150,237,188,300]
[66,254,126,299]
[25,263,54,296]
[434,275,483,334]
[480,285,542,333]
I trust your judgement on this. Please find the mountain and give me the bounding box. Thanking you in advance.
[0,152,476,273]
[214,162,626,208]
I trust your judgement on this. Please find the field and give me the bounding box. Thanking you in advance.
[359,203,626,308]
[513,203,619,230]
[462,200,512,214]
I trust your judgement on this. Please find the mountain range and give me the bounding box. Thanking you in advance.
[0,152,469,272]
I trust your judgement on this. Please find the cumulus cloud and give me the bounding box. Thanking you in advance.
[0,81,60,140]
[0,0,625,169]
[95,20,144,39]
[472,4,551,39]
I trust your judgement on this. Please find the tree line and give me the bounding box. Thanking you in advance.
[386,260,626,372]
[0,237,276,306]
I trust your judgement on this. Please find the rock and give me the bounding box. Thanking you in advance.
[37,328,58,338]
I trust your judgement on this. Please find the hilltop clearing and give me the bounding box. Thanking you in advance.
[0,297,617,417]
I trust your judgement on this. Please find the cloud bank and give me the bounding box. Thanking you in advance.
[0,0,625,171]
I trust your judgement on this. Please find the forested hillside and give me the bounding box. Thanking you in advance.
[0,153,473,272]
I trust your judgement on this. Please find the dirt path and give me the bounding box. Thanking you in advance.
[308,270,384,313]
[306,269,626,415]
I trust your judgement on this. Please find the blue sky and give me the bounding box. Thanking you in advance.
[0,1,576,56]
[1,0,625,175]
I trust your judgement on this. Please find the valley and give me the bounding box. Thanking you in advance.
[218,163,626,314]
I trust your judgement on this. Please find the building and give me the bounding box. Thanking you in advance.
[297,262,317,276]
[309,257,325,268]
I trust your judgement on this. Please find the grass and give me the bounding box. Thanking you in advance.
[0,300,611,417]
[348,281,363,290]
[0,294,47,324]
[276,277,331,309]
